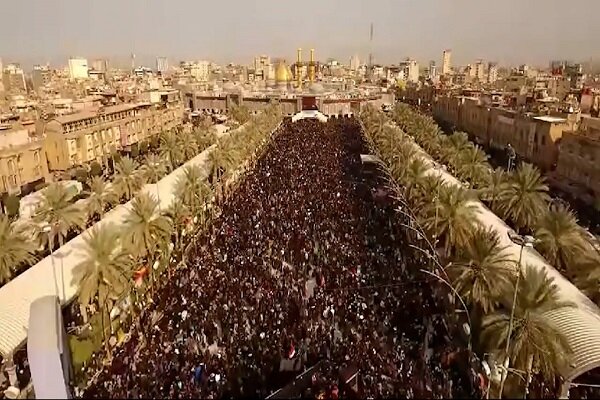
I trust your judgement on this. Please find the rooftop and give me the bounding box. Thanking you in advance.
[53,103,140,125]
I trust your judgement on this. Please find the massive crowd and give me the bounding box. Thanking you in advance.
[82,118,482,399]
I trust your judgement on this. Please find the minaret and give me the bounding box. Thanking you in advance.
[296,48,303,89]
[308,48,316,83]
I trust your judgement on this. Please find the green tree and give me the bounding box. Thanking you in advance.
[85,176,118,220]
[422,185,480,257]
[174,165,212,216]
[178,130,200,162]
[449,226,514,315]
[481,266,574,396]
[141,154,167,184]
[498,163,550,232]
[33,183,87,250]
[73,222,133,359]
[160,130,183,171]
[0,215,37,284]
[480,168,510,213]
[121,193,172,294]
[535,203,589,274]
[113,156,145,201]
[454,145,490,187]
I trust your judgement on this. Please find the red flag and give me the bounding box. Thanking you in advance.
[133,266,149,288]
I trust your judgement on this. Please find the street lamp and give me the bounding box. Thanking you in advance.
[41,223,59,299]
[498,231,536,398]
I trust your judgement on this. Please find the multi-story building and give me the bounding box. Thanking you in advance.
[488,62,498,84]
[32,65,52,92]
[554,116,600,203]
[433,94,575,170]
[428,61,437,81]
[190,61,210,82]
[2,64,27,94]
[0,126,50,195]
[156,57,168,74]
[442,49,452,76]
[43,102,182,171]
[68,57,89,79]
[91,59,108,73]
[400,58,419,83]
[474,59,486,82]
[350,55,360,72]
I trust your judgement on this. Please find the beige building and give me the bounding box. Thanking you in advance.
[555,116,600,203]
[434,94,574,170]
[0,126,50,195]
[2,64,27,94]
[442,49,452,76]
[43,102,182,171]
[68,57,89,80]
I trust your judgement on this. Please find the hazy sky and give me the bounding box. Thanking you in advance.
[1,0,598,68]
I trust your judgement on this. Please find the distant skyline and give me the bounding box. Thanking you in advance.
[1,0,598,69]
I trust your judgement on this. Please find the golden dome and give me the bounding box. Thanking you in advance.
[275,60,292,82]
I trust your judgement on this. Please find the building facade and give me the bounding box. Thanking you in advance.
[2,64,27,94]
[433,94,574,170]
[156,57,168,74]
[68,58,89,80]
[0,127,50,196]
[32,65,52,92]
[554,116,600,203]
[43,102,182,171]
[442,49,452,76]
[190,61,210,82]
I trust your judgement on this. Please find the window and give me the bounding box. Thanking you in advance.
[33,151,40,163]
[541,136,546,146]
[7,159,15,173]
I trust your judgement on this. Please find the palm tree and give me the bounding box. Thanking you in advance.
[121,192,172,294]
[455,145,490,187]
[113,156,145,201]
[207,145,236,190]
[195,127,217,152]
[0,215,37,284]
[480,168,510,213]
[160,130,183,171]
[498,163,550,233]
[34,183,87,250]
[422,185,480,257]
[403,157,429,203]
[73,222,133,359]
[85,176,118,220]
[481,266,574,397]
[141,154,167,184]
[449,226,514,315]
[178,130,200,162]
[535,203,589,274]
[174,165,212,216]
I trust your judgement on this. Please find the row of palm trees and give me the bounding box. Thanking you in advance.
[72,104,281,360]
[390,103,600,306]
[360,106,574,398]
[0,106,281,288]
